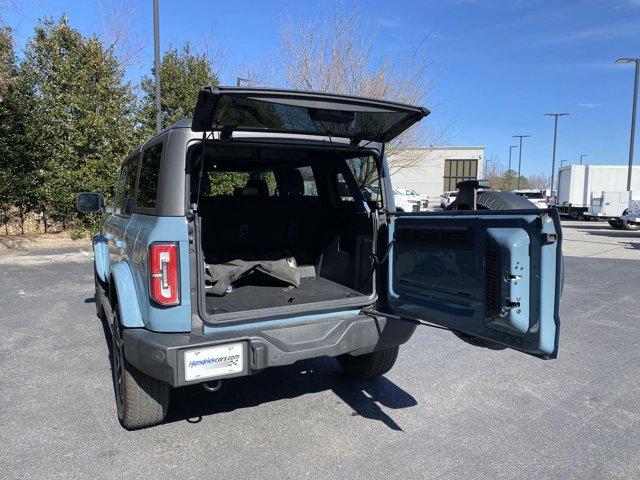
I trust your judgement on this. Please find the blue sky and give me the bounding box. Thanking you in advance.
[4,0,640,177]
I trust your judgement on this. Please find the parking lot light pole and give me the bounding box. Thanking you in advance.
[513,135,530,189]
[507,145,517,191]
[580,154,587,165]
[236,76,252,87]
[616,57,640,191]
[545,113,569,195]
[153,0,161,134]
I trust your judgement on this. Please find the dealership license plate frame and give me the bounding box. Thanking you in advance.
[183,342,246,382]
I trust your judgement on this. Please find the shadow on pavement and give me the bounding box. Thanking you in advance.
[166,358,416,431]
[96,312,416,432]
[583,230,640,239]
[560,222,611,230]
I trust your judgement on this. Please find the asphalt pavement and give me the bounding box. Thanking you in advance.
[0,221,638,479]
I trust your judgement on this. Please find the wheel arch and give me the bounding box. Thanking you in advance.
[92,234,109,283]
[109,262,144,328]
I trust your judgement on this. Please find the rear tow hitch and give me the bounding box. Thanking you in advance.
[202,380,223,393]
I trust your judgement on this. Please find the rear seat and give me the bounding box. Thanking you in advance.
[198,182,325,264]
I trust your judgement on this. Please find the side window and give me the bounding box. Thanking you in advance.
[115,155,139,215]
[341,156,381,203]
[138,143,163,208]
[256,170,277,195]
[209,171,249,196]
[296,166,318,196]
[336,172,353,202]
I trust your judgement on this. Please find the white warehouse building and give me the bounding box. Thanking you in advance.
[388,146,485,202]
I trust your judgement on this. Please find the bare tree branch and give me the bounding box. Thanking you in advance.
[97,0,148,69]
[279,1,448,172]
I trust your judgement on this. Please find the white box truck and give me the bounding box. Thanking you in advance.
[585,190,640,230]
[555,165,640,219]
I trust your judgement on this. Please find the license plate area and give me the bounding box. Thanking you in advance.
[183,342,245,382]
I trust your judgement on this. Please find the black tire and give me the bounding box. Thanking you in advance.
[568,209,580,220]
[112,303,169,429]
[337,346,399,379]
[608,219,623,229]
[476,190,537,210]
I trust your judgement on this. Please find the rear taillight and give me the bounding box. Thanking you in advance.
[149,242,180,306]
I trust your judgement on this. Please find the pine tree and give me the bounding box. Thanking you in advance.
[137,43,219,138]
[0,27,31,234]
[19,16,137,228]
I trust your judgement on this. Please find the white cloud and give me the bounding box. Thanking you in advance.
[577,102,597,108]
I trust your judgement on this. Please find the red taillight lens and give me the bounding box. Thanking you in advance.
[149,243,180,306]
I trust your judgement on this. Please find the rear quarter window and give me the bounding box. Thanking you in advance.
[115,155,139,215]
[138,143,163,208]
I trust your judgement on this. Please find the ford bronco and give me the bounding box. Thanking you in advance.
[77,87,562,429]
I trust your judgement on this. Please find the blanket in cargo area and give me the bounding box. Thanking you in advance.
[205,257,300,296]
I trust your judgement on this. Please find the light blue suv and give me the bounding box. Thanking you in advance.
[77,87,563,429]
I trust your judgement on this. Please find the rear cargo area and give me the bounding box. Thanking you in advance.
[192,142,378,319]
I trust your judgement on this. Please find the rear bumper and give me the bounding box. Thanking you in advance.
[122,313,417,387]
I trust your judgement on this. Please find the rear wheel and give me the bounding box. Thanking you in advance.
[608,219,624,229]
[337,346,399,379]
[111,303,169,429]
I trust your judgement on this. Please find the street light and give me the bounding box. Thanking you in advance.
[545,113,570,195]
[513,135,531,189]
[236,76,252,87]
[579,154,587,165]
[616,57,640,190]
[507,145,518,191]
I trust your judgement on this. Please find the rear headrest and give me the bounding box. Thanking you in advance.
[236,178,269,198]
[234,186,259,197]
[276,168,304,197]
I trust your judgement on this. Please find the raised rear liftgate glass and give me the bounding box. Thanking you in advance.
[191,87,429,143]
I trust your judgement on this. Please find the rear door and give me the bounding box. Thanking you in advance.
[387,210,562,359]
[191,86,429,143]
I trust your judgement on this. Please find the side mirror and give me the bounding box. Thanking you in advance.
[77,192,105,213]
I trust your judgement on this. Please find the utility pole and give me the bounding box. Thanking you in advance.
[579,154,587,165]
[544,113,569,195]
[616,58,640,190]
[513,135,531,189]
[153,0,162,134]
[507,145,517,191]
